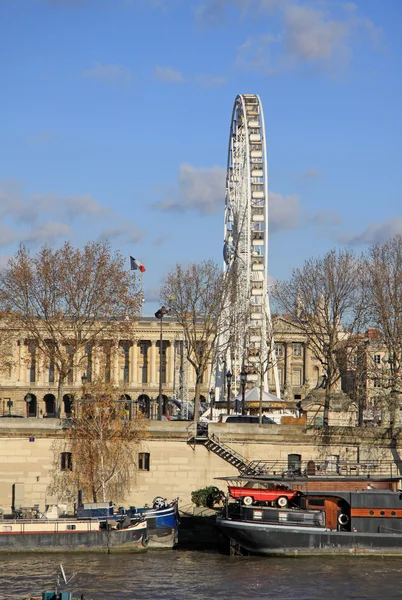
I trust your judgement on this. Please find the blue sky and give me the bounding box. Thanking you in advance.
[1,0,401,315]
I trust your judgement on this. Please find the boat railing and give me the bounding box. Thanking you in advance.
[244,459,402,478]
[378,525,402,534]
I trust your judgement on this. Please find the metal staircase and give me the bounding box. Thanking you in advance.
[188,431,263,476]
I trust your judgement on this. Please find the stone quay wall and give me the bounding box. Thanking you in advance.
[0,420,400,514]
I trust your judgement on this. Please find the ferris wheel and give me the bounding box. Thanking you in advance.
[218,94,280,400]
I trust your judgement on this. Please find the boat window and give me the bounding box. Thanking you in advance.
[66,524,76,530]
[308,498,325,507]
[2,526,12,531]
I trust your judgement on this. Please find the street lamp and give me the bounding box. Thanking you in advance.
[155,306,169,421]
[209,388,215,421]
[25,393,32,418]
[240,370,247,416]
[226,370,232,415]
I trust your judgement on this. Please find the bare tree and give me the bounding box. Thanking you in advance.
[0,241,141,416]
[362,235,402,427]
[48,379,147,504]
[160,260,229,423]
[273,248,363,427]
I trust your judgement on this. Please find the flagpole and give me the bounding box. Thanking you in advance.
[140,271,143,316]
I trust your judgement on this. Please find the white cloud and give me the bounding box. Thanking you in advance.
[154,66,227,87]
[284,4,349,63]
[235,34,278,73]
[195,0,254,27]
[194,73,227,87]
[99,224,145,244]
[231,0,381,75]
[154,65,184,83]
[306,211,342,227]
[82,62,132,85]
[28,130,56,144]
[0,224,17,248]
[0,180,146,250]
[269,191,300,232]
[23,222,72,245]
[303,168,321,179]
[63,194,108,220]
[340,218,402,246]
[152,166,342,236]
[153,163,226,216]
[0,254,12,272]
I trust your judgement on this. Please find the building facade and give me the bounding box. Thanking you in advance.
[0,314,328,419]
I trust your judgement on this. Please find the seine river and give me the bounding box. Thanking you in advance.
[2,551,402,600]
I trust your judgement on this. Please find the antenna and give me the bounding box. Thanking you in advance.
[60,564,67,584]
[57,564,76,590]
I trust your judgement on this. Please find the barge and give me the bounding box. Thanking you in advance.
[216,474,402,556]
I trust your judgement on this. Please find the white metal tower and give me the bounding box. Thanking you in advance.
[218,94,280,399]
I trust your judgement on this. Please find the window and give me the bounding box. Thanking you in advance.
[292,369,302,386]
[293,343,302,357]
[27,342,36,383]
[138,452,150,471]
[60,452,72,471]
[373,378,381,388]
[274,344,283,357]
[374,354,381,364]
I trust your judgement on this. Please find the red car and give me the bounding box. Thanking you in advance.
[228,483,300,507]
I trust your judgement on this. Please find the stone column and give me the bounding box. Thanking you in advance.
[131,342,137,385]
[168,342,175,386]
[150,341,157,385]
[284,343,291,389]
[18,340,24,383]
[113,342,119,385]
[93,345,100,379]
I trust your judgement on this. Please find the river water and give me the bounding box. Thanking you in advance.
[2,551,402,600]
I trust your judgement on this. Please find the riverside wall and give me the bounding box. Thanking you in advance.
[0,419,400,513]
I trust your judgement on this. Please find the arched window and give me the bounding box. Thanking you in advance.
[44,394,56,417]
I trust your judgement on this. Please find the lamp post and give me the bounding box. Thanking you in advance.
[209,387,215,421]
[155,306,169,421]
[25,393,32,418]
[240,370,247,416]
[226,370,232,415]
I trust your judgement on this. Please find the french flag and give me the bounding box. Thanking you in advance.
[130,256,146,273]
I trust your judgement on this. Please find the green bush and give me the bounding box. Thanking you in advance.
[191,486,225,508]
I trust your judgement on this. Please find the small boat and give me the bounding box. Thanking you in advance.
[23,563,89,600]
[129,497,179,548]
[1,502,148,553]
[216,474,402,556]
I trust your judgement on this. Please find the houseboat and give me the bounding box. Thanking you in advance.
[0,503,148,553]
[216,474,402,556]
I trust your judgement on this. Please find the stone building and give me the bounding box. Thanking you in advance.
[0,314,327,419]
